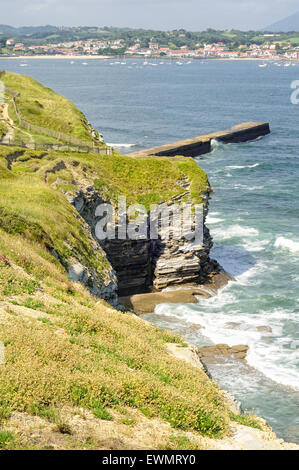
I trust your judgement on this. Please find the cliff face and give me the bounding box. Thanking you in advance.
[0,146,213,304]
[151,186,219,291]
[1,71,216,302]
[0,143,234,448]
[65,215,118,305]
[71,181,219,298]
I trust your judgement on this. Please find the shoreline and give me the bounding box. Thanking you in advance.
[119,270,233,315]
[165,342,299,449]
[133,284,299,446]
[0,55,111,60]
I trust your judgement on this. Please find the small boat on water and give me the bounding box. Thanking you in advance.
[19,63,28,67]
[258,63,267,68]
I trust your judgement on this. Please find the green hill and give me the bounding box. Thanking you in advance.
[0,73,262,450]
[1,71,101,145]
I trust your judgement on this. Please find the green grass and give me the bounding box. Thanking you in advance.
[92,404,113,421]
[37,317,52,325]
[230,412,262,430]
[23,297,45,310]
[0,430,15,449]
[0,74,232,446]
[121,418,136,426]
[0,145,208,212]
[30,404,57,422]
[0,156,112,287]
[2,71,98,144]
[92,155,208,208]
[162,434,202,450]
[0,405,12,421]
[287,37,299,45]
[0,144,228,440]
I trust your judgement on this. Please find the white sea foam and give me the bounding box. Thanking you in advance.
[210,243,257,279]
[233,183,264,191]
[107,143,136,148]
[274,237,299,254]
[246,341,299,390]
[240,238,269,252]
[210,139,230,153]
[212,225,259,240]
[206,215,224,224]
[154,301,299,390]
[235,260,268,286]
[226,163,260,170]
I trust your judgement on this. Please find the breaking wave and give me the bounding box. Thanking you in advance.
[274,237,299,254]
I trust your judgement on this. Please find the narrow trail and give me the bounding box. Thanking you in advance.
[1,103,14,143]
[1,100,34,145]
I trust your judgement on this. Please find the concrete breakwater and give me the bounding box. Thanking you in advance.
[130,122,270,158]
[70,122,270,305]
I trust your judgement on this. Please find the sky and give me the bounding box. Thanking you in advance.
[1,0,299,31]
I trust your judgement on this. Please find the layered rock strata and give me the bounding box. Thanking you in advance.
[71,179,220,298]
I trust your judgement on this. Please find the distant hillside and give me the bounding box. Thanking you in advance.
[0,24,58,37]
[264,11,299,32]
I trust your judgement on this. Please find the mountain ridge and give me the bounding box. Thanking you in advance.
[264,11,299,32]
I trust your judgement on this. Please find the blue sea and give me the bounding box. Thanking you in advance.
[1,57,298,442]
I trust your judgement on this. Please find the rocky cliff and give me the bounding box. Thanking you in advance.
[71,175,219,298]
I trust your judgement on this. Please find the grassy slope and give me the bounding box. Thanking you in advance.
[0,146,232,449]
[1,72,98,144]
[93,155,208,208]
[0,153,111,283]
[0,122,8,140]
[0,146,209,207]
[0,74,260,449]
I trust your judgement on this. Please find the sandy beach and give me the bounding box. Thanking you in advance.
[0,55,287,62]
[0,55,112,60]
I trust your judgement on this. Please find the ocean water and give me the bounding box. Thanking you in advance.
[1,57,298,442]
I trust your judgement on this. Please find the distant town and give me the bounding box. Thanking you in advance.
[1,26,299,60]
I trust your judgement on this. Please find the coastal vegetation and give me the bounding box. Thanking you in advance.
[0,145,229,449]
[2,26,299,60]
[1,72,101,145]
[2,25,299,51]
[0,72,274,450]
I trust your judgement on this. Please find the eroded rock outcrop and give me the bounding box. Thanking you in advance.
[71,177,220,298]
[151,185,220,290]
[198,344,249,361]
